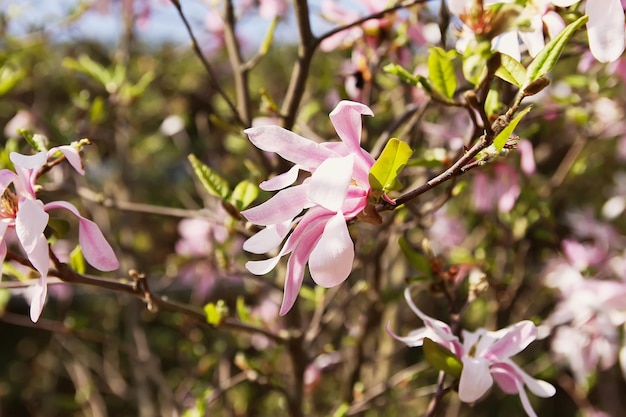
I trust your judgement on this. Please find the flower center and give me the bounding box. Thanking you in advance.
[1,189,18,219]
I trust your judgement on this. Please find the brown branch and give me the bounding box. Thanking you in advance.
[5,250,286,344]
[170,0,245,127]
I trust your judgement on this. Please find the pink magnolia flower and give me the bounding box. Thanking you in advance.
[241,101,375,315]
[259,0,288,19]
[0,148,119,322]
[388,288,556,416]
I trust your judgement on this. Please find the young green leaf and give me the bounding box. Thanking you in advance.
[236,296,250,323]
[525,15,588,86]
[369,138,413,193]
[383,63,420,86]
[492,106,531,151]
[204,300,228,326]
[70,246,86,275]
[398,236,432,277]
[495,54,527,87]
[423,337,463,379]
[188,154,231,200]
[230,180,259,211]
[428,47,457,99]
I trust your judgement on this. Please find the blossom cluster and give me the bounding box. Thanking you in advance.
[389,288,556,417]
[1,146,119,322]
[241,101,375,315]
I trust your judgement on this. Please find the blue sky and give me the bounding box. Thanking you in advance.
[0,0,341,47]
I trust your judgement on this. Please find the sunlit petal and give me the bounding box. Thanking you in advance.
[586,0,625,62]
[307,155,353,212]
[45,201,119,271]
[308,212,354,287]
[245,126,336,171]
[459,357,494,402]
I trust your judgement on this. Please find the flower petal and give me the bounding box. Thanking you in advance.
[514,378,539,417]
[45,201,119,271]
[403,287,459,345]
[246,255,284,275]
[308,211,354,288]
[329,101,373,152]
[280,217,327,315]
[242,184,310,226]
[458,357,494,403]
[260,165,300,191]
[244,126,336,171]
[586,0,625,63]
[307,155,353,212]
[29,262,49,322]
[16,198,48,255]
[498,360,556,398]
[243,221,292,254]
[50,145,84,175]
[486,320,537,360]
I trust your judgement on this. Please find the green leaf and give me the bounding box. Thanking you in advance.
[188,154,231,200]
[17,129,46,152]
[331,403,350,417]
[383,63,420,86]
[427,47,457,99]
[423,337,463,379]
[398,237,432,276]
[230,180,259,211]
[204,300,228,326]
[70,246,86,275]
[369,138,413,193]
[492,106,531,151]
[495,54,527,87]
[236,296,250,323]
[0,65,25,96]
[0,289,9,314]
[46,218,71,239]
[525,15,588,86]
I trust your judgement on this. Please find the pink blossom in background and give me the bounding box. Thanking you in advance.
[0,148,119,322]
[319,0,393,52]
[242,101,375,315]
[473,163,521,213]
[259,0,288,19]
[451,0,624,62]
[388,288,556,416]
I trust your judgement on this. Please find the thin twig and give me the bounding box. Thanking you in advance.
[170,0,244,127]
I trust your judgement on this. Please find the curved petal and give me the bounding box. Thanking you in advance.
[280,217,327,315]
[486,320,537,360]
[386,322,443,347]
[260,165,300,191]
[458,357,494,403]
[492,31,522,62]
[497,360,556,398]
[550,0,580,6]
[16,198,48,255]
[244,126,336,171]
[519,15,545,57]
[44,201,119,271]
[329,101,373,150]
[403,287,459,344]
[0,169,17,194]
[243,221,292,254]
[242,184,310,226]
[246,254,284,275]
[586,0,625,63]
[29,261,48,323]
[10,151,47,196]
[307,155,353,212]
[514,378,539,417]
[308,211,354,287]
[50,145,84,175]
